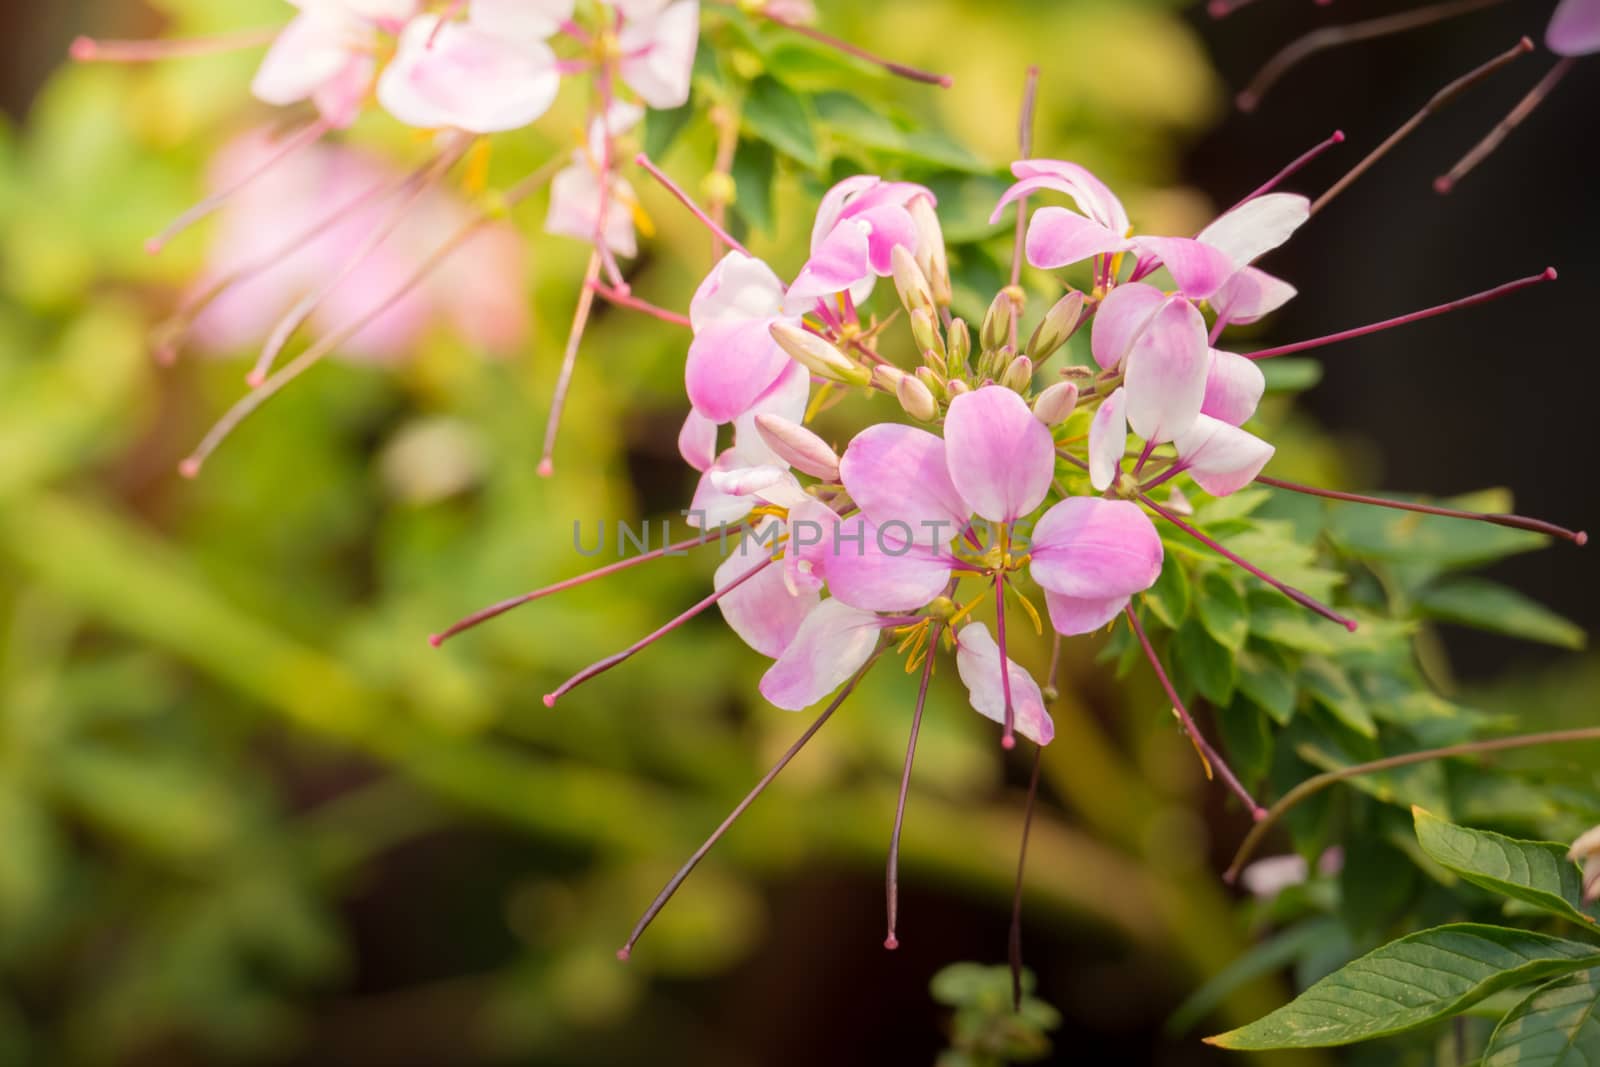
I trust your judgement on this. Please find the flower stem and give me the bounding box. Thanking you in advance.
[588,282,693,328]
[539,252,603,478]
[1009,744,1044,1011]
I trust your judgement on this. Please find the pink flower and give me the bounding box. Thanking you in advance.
[683,252,803,429]
[617,1,701,109]
[785,177,935,314]
[546,102,647,257]
[252,0,419,127]
[953,625,1054,745]
[378,10,561,132]
[1087,284,1212,453]
[1028,497,1164,635]
[1548,0,1600,55]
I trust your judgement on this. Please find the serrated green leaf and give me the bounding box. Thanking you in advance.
[742,76,820,171]
[1413,808,1598,927]
[1417,578,1586,651]
[1483,969,1600,1066]
[1174,618,1235,706]
[1197,571,1248,651]
[1206,924,1600,1050]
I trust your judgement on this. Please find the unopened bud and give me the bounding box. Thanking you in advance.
[909,196,951,306]
[1164,485,1195,517]
[1032,381,1079,426]
[872,364,908,391]
[947,319,972,375]
[891,244,934,312]
[947,379,971,397]
[1000,354,1034,392]
[914,365,946,399]
[897,374,938,421]
[754,413,840,480]
[978,344,1015,383]
[770,321,869,385]
[1026,290,1085,363]
[910,307,945,364]
[980,290,1015,351]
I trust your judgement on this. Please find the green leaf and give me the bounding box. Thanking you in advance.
[1413,808,1598,927]
[1197,571,1249,651]
[1259,358,1323,393]
[729,138,776,234]
[1143,558,1189,629]
[1206,924,1600,1050]
[742,76,821,171]
[1174,618,1235,706]
[1417,578,1586,651]
[1168,918,1343,1035]
[1326,488,1548,573]
[1215,698,1273,788]
[1483,969,1600,1066]
[643,101,694,160]
[1237,644,1297,725]
[1301,658,1375,738]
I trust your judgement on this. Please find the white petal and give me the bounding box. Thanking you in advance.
[759,599,883,710]
[953,623,1055,745]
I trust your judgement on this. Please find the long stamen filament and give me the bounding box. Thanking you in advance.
[539,252,604,478]
[1009,745,1044,1011]
[1232,129,1345,210]
[588,281,693,328]
[70,27,279,62]
[886,626,941,950]
[710,0,953,88]
[1256,475,1587,545]
[1436,59,1576,194]
[1008,66,1042,351]
[618,645,888,961]
[1243,268,1555,361]
[634,153,752,258]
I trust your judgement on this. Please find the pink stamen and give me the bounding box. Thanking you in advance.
[588,282,692,328]
[634,153,752,258]
[1207,0,1266,17]
[1008,745,1043,1011]
[1140,492,1358,632]
[147,117,333,255]
[619,646,887,962]
[1436,59,1576,194]
[713,0,953,88]
[995,572,1016,750]
[539,253,604,479]
[1310,36,1532,215]
[1244,268,1555,361]
[1255,476,1587,545]
[69,27,278,63]
[1125,606,1267,820]
[1232,129,1345,210]
[886,627,940,951]
[429,523,751,647]
[543,556,776,706]
[1236,0,1509,113]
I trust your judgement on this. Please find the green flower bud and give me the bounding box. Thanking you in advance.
[897,373,938,421]
[1032,381,1079,426]
[769,321,870,385]
[1000,354,1034,392]
[891,244,935,312]
[1025,290,1085,364]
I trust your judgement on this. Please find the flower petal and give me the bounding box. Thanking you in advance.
[690,252,788,330]
[822,517,953,612]
[943,386,1054,522]
[1042,590,1129,637]
[953,623,1055,745]
[838,423,969,546]
[783,496,840,596]
[545,163,638,257]
[994,160,1130,233]
[759,599,884,710]
[1090,282,1166,371]
[470,0,574,42]
[1210,266,1297,326]
[1201,349,1266,427]
[1549,0,1600,54]
[1132,236,1236,300]
[678,408,717,472]
[855,202,920,276]
[1197,192,1310,266]
[685,317,794,423]
[1088,386,1128,492]
[1174,414,1275,497]
[1123,296,1210,443]
[810,175,881,250]
[378,16,559,132]
[785,219,872,312]
[732,360,810,468]
[688,450,757,528]
[617,0,699,108]
[253,11,363,109]
[1029,497,1164,599]
[716,520,819,658]
[1023,207,1129,271]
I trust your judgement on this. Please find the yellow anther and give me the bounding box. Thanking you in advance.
[947,592,988,628]
[1176,708,1216,780]
[463,139,492,196]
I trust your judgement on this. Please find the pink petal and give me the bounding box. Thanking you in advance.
[732,360,810,468]
[545,163,638,257]
[783,497,840,596]
[1024,207,1130,271]
[378,16,559,132]
[1131,236,1236,300]
[1210,266,1297,326]
[994,160,1130,233]
[716,520,819,658]
[685,318,794,423]
[822,517,953,612]
[811,176,881,250]
[470,0,574,41]
[1173,414,1275,497]
[785,219,872,310]
[1123,296,1210,443]
[1088,386,1128,492]
[855,202,920,276]
[618,0,699,108]
[690,252,788,331]
[1029,497,1164,599]
[678,409,717,472]
[1549,0,1600,54]
[943,386,1054,522]
[838,423,969,547]
[1196,193,1310,266]
[1090,282,1166,371]
[252,11,363,109]
[688,450,757,529]
[1042,590,1129,637]
[1201,349,1266,427]
[953,624,1055,745]
[759,599,884,710]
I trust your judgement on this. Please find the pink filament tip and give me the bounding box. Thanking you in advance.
[244,370,268,389]
[153,344,178,367]
[1206,0,1229,16]
[1251,806,1269,822]
[537,459,554,478]
[177,458,202,480]
[1331,130,1346,143]
[542,693,557,708]
[69,37,97,60]
[883,936,900,951]
[616,947,631,962]
[144,237,165,256]
[427,634,444,648]
[1542,267,1559,281]
[1576,531,1589,547]
[1434,175,1456,195]
[1342,619,1360,633]
[1001,733,1017,751]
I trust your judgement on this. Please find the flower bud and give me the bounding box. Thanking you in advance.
[979,290,1015,351]
[871,364,907,391]
[754,413,840,480]
[914,365,946,399]
[1164,485,1195,517]
[770,321,869,385]
[910,307,945,365]
[1025,290,1085,364]
[909,196,951,307]
[947,318,972,376]
[978,344,1014,383]
[1570,825,1600,903]
[1032,381,1079,426]
[897,373,938,422]
[1000,354,1034,393]
[891,244,934,312]
[946,378,970,397]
